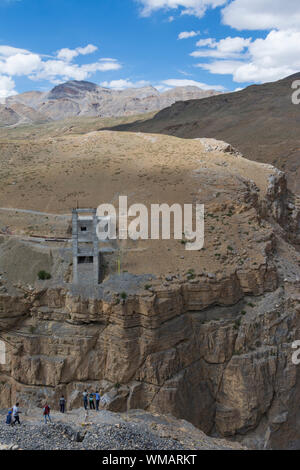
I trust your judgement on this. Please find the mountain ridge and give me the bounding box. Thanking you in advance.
[0,79,221,126]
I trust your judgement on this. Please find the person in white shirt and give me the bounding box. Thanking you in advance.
[12,403,21,425]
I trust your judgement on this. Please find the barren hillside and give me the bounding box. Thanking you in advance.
[108,73,300,194]
[1,129,298,278]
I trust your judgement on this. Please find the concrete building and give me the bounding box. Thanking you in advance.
[72,208,100,285]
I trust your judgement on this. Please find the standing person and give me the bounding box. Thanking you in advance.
[6,409,12,425]
[43,403,51,424]
[83,390,88,410]
[12,403,21,425]
[95,391,100,411]
[89,392,95,410]
[59,395,66,413]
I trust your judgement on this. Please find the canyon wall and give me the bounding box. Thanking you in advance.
[0,255,299,449]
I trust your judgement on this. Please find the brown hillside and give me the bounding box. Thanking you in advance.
[108,73,300,193]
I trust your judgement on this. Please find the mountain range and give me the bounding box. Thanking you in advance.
[0,80,220,127]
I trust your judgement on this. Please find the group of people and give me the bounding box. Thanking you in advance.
[5,402,53,425]
[5,391,101,426]
[82,390,101,411]
[5,396,66,426]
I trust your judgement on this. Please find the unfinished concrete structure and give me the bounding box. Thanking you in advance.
[72,208,100,285]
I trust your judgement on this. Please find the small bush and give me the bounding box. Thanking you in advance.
[186,269,195,280]
[234,318,241,330]
[38,270,51,280]
[120,291,127,300]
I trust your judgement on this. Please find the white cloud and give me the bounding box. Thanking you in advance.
[0,75,16,99]
[0,53,42,75]
[177,69,192,76]
[56,48,78,62]
[0,44,122,90]
[0,45,29,57]
[198,60,246,75]
[101,78,225,93]
[178,30,200,40]
[31,59,121,82]
[99,58,118,62]
[196,38,216,47]
[100,79,150,90]
[76,44,98,55]
[222,0,300,31]
[191,36,252,59]
[137,0,227,18]
[57,44,98,62]
[162,78,225,91]
[196,30,300,83]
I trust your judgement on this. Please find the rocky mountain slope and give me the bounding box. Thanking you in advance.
[0,80,220,127]
[109,73,300,194]
[0,130,300,449]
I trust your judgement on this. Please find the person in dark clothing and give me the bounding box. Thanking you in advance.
[95,391,100,411]
[83,390,88,410]
[89,392,95,410]
[59,395,66,413]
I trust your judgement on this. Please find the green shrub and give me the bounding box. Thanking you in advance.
[38,270,51,280]
[234,318,241,330]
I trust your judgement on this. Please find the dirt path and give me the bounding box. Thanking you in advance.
[0,208,69,218]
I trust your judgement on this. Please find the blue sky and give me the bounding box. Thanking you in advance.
[0,0,300,98]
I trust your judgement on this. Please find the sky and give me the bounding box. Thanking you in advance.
[0,0,300,98]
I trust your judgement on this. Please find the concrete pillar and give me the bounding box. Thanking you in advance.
[72,210,78,284]
[93,210,99,285]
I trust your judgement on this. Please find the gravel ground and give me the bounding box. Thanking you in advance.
[81,422,185,450]
[0,421,189,450]
[0,408,245,450]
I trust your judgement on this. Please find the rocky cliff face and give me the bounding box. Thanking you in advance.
[0,245,299,449]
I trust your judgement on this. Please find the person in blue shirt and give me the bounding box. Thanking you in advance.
[6,409,12,425]
[95,391,101,411]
